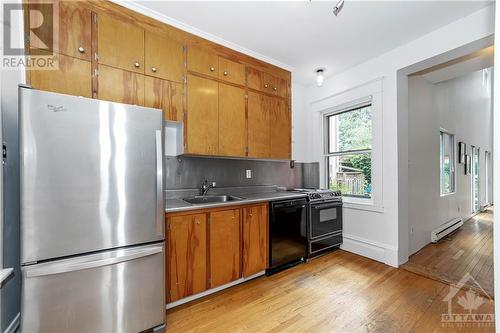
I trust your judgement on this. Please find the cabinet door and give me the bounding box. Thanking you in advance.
[269,98,291,159]
[186,75,218,155]
[144,76,169,120]
[187,46,218,78]
[242,205,268,277]
[145,31,184,82]
[219,58,245,86]
[57,1,92,61]
[98,65,144,105]
[218,83,246,157]
[277,78,290,99]
[246,67,262,91]
[29,52,92,98]
[209,209,241,288]
[97,13,144,73]
[247,92,270,158]
[170,81,184,122]
[261,72,277,95]
[167,214,207,302]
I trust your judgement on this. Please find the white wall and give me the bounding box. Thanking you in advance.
[302,4,494,267]
[291,82,310,162]
[408,69,493,254]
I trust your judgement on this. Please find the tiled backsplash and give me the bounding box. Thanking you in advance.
[165,156,319,190]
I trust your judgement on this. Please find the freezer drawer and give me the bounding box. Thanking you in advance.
[21,243,165,333]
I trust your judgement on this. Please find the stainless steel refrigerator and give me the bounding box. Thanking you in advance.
[18,87,165,332]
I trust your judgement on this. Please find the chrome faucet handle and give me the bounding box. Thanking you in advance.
[211,181,217,188]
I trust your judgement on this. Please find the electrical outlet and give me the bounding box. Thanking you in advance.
[246,170,252,179]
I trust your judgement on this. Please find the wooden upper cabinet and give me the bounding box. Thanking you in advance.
[29,52,92,98]
[209,209,241,288]
[98,65,144,105]
[167,214,207,302]
[145,77,184,121]
[58,1,92,60]
[277,78,290,99]
[218,58,245,86]
[262,72,278,94]
[218,84,246,157]
[97,13,144,74]
[242,205,268,277]
[145,31,184,83]
[270,98,291,159]
[247,67,262,91]
[186,75,218,155]
[187,46,218,78]
[247,92,270,158]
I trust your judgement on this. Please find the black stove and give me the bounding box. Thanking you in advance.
[293,188,343,258]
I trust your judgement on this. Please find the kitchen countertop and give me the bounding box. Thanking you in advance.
[165,191,307,213]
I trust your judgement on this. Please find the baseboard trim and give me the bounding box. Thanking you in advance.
[4,312,20,333]
[341,233,398,267]
[166,271,265,309]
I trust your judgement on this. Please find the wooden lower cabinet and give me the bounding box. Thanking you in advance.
[209,209,241,288]
[28,52,92,98]
[166,213,207,303]
[242,204,268,277]
[165,203,269,303]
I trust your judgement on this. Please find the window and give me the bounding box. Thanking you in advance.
[440,131,455,195]
[325,104,372,198]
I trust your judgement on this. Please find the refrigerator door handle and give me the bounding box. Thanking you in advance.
[24,245,163,278]
[155,129,163,236]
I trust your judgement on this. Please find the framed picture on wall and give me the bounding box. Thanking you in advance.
[465,154,471,175]
[459,142,466,164]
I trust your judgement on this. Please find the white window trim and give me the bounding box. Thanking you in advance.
[439,128,456,196]
[312,78,384,211]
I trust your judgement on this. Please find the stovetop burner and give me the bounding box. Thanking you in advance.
[292,188,342,202]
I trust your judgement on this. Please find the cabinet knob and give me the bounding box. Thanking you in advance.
[134,62,140,68]
[273,87,278,92]
[78,46,85,53]
[151,67,157,73]
[195,220,200,225]
[264,84,269,88]
[223,71,228,76]
[210,67,215,72]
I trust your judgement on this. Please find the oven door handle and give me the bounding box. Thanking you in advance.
[311,202,342,210]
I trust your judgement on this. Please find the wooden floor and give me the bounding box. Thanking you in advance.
[402,208,494,298]
[166,250,495,332]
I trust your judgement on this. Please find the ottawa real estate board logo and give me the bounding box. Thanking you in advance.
[441,273,494,328]
[3,2,58,70]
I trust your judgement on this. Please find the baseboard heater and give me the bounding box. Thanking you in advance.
[431,217,463,243]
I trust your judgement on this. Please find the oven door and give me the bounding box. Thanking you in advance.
[309,201,342,239]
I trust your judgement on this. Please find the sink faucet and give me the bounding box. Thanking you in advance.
[200,180,217,196]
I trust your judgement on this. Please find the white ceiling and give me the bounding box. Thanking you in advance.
[135,1,493,86]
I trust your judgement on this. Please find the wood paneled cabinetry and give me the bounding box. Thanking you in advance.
[166,214,207,303]
[166,203,268,303]
[25,1,291,159]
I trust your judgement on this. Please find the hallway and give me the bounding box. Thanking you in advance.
[403,208,494,297]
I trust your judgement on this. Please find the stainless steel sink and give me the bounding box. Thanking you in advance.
[182,195,243,205]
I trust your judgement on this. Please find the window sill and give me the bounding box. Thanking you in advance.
[440,192,456,197]
[342,201,384,213]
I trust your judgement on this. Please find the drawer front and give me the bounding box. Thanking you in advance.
[21,244,165,333]
[309,232,342,255]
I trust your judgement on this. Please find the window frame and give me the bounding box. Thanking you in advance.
[439,129,456,196]
[324,103,373,200]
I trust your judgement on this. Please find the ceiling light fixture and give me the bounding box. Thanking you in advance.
[315,68,326,87]
[333,0,344,16]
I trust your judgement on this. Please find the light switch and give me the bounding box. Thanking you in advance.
[246,170,252,179]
